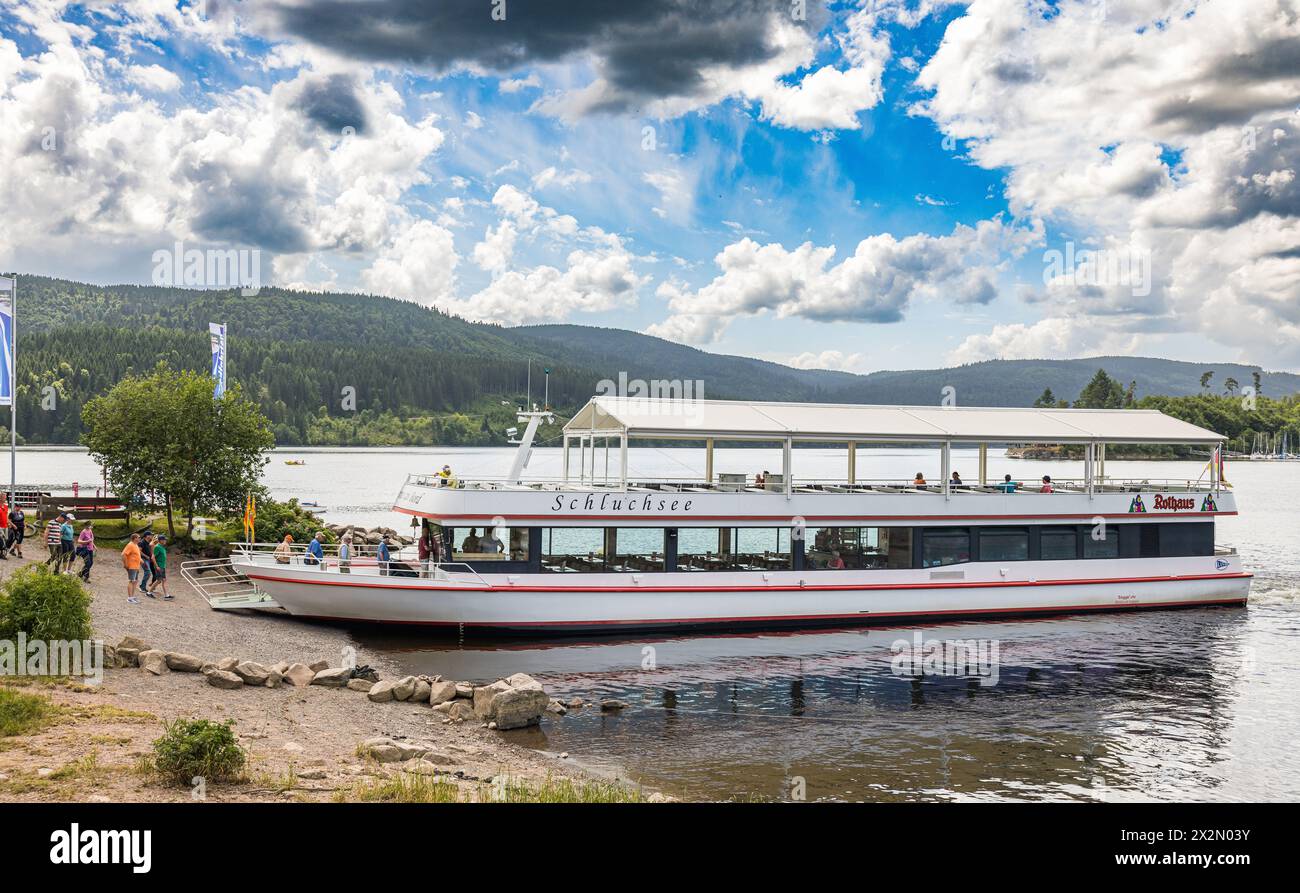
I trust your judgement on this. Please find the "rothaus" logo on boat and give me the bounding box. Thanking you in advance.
[552,494,696,513]
[1152,495,1197,511]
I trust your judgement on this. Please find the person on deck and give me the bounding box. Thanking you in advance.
[481,529,503,554]
[1040,475,1054,493]
[951,471,963,486]
[150,535,171,599]
[753,471,765,488]
[462,528,481,553]
[75,522,95,583]
[913,473,927,487]
[377,534,392,576]
[437,464,453,487]
[273,534,294,564]
[8,504,25,558]
[338,530,353,574]
[122,533,142,604]
[304,532,325,567]
[997,474,1018,493]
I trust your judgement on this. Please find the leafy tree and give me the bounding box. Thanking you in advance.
[1253,370,1262,396]
[1223,377,1239,395]
[1200,370,1214,390]
[1032,387,1056,408]
[81,363,274,538]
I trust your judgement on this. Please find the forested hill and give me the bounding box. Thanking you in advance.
[7,275,1299,445]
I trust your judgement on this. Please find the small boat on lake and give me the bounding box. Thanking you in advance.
[284,459,306,466]
[229,397,1250,634]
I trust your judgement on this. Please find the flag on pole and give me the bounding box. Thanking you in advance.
[0,277,14,407]
[209,322,227,398]
[242,491,256,541]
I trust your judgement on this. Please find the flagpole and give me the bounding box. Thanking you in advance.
[8,275,15,505]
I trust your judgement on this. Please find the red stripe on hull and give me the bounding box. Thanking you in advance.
[288,597,1248,629]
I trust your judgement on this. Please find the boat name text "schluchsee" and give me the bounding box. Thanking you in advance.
[1153,495,1197,510]
[552,494,695,513]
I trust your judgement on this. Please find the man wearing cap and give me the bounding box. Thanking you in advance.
[377,533,392,576]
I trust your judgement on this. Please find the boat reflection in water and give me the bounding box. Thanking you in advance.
[354,602,1279,802]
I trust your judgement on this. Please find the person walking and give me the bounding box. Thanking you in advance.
[122,533,143,604]
[44,513,65,571]
[149,535,171,600]
[9,504,25,558]
[0,496,10,561]
[59,514,76,573]
[138,533,155,596]
[75,522,95,582]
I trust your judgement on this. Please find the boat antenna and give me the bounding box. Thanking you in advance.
[543,367,550,411]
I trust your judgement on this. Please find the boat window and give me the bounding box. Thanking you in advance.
[677,527,792,571]
[541,528,607,572]
[1158,522,1214,557]
[1139,524,1160,558]
[608,528,666,573]
[922,529,971,567]
[805,527,911,569]
[1039,527,1078,560]
[450,523,524,562]
[1082,526,1120,559]
[979,528,1029,562]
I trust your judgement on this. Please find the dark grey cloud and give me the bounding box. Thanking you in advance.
[188,160,313,253]
[297,73,368,134]
[266,0,823,111]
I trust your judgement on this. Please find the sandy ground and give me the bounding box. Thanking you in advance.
[0,543,610,803]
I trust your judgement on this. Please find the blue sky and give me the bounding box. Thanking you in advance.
[1,1,1298,372]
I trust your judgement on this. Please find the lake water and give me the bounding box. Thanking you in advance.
[19,445,1300,801]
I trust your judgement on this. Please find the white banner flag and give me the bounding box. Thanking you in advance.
[0,276,13,408]
[209,322,226,398]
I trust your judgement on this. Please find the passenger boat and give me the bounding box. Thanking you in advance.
[229,397,1250,633]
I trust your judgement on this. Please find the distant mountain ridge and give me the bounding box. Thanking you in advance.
[5,274,1297,444]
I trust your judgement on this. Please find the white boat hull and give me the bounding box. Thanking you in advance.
[231,555,1251,633]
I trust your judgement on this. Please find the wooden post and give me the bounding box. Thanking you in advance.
[848,441,856,485]
[705,437,714,483]
[978,443,987,487]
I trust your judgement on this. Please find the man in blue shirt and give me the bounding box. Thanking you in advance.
[996,474,1018,493]
[377,534,392,576]
[305,532,325,568]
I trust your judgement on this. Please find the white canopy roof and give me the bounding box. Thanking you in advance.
[564,396,1225,444]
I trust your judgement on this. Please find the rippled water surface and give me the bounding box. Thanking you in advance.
[20,446,1300,801]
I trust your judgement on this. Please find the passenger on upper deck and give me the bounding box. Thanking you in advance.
[436,464,454,486]
[951,471,963,486]
[997,474,1018,493]
[1040,475,1054,493]
[913,472,927,487]
[754,471,765,487]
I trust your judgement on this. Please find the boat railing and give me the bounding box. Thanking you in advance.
[404,474,1220,494]
[229,541,490,586]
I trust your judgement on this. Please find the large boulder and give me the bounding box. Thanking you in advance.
[347,678,375,693]
[428,680,458,706]
[311,667,352,687]
[283,663,316,687]
[411,679,431,703]
[164,652,204,673]
[473,681,512,720]
[367,680,397,702]
[137,649,169,676]
[206,670,244,690]
[392,676,418,701]
[233,661,270,686]
[445,701,476,722]
[115,647,141,668]
[266,670,284,689]
[492,686,550,730]
[308,660,330,672]
[117,635,150,653]
[216,657,240,672]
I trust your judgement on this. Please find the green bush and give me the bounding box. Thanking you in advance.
[151,718,247,786]
[0,565,93,643]
[250,497,334,548]
[0,688,54,737]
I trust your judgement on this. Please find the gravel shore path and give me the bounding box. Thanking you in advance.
[0,543,603,802]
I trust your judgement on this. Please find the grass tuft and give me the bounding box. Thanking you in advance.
[0,687,54,737]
